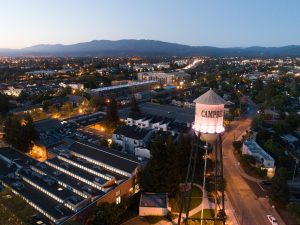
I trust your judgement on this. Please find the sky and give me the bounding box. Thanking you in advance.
[0,0,299,49]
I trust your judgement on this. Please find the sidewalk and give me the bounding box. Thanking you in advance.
[224,192,240,225]
[154,184,241,225]
[224,121,265,183]
[154,184,210,225]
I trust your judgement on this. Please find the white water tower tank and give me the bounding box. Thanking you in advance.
[192,88,226,142]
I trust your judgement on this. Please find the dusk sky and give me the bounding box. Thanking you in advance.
[1,0,299,49]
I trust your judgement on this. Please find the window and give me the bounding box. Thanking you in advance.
[116,190,121,196]
[116,196,121,204]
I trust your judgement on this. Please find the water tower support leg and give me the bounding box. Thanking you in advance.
[214,138,218,225]
[219,134,225,225]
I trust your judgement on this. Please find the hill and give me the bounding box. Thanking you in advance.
[1,39,300,57]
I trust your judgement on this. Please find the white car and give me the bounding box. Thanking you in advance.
[267,215,278,225]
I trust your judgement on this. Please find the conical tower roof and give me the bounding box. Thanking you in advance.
[193,88,226,105]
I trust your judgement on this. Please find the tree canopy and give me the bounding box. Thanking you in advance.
[140,134,202,197]
[105,98,119,127]
[270,167,289,205]
[92,202,126,225]
[0,93,10,116]
[140,135,180,196]
[130,95,140,113]
[3,114,38,153]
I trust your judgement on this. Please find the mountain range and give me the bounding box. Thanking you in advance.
[1,39,300,57]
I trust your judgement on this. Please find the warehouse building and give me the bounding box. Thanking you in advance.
[0,142,140,224]
[88,81,158,98]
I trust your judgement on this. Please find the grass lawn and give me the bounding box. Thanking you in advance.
[171,185,203,213]
[0,188,37,225]
[191,209,214,219]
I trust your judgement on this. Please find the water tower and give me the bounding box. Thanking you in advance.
[178,89,226,225]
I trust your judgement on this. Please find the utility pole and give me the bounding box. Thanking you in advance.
[292,160,298,183]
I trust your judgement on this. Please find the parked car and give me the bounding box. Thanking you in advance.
[267,215,278,225]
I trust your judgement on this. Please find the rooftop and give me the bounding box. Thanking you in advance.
[0,158,73,223]
[0,147,38,168]
[90,81,157,92]
[114,125,153,140]
[32,162,103,197]
[34,119,62,133]
[193,88,226,105]
[18,168,85,204]
[69,142,140,175]
[140,192,167,208]
[120,103,194,123]
[244,140,274,161]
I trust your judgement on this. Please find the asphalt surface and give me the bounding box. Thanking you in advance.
[223,115,286,225]
[119,103,195,123]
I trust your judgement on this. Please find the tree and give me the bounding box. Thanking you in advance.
[270,167,289,205]
[58,86,72,97]
[284,114,300,131]
[100,139,109,147]
[80,75,99,89]
[3,114,38,153]
[17,90,29,102]
[240,154,257,165]
[105,98,119,127]
[90,96,105,111]
[61,102,73,117]
[287,202,300,223]
[92,202,125,225]
[140,135,180,196]
[255,90,266,104]
[177,134,192,180]
[252,78,264,95]
[290,79,300,97]
[232,140,243,153]
[110,142,121,150]
[251,115,265,131]
[130,95,140,113]
[0,93,10,116]
[265,79,277,102]
[255,129,271,146]
[48,105,60,118]
[270,94,288,110]
[42,100,52,111]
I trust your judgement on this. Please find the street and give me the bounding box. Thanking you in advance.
[223,116,286,225]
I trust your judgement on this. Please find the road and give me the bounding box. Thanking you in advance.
[223,113,286,225]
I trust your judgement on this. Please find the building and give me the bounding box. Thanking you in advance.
[112,125,155,155]
[126,113,173,132]
[88,81,158,98]
[139,192,169,216]
[59,82,84,92]
[242,140,276,178]
[138,71,191,86]
[134,91,152,101]
[0,142,140,225]
[126,112,190,134]
[9,104,43,115]
[123,112,190,159]
[1,86,23,96]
